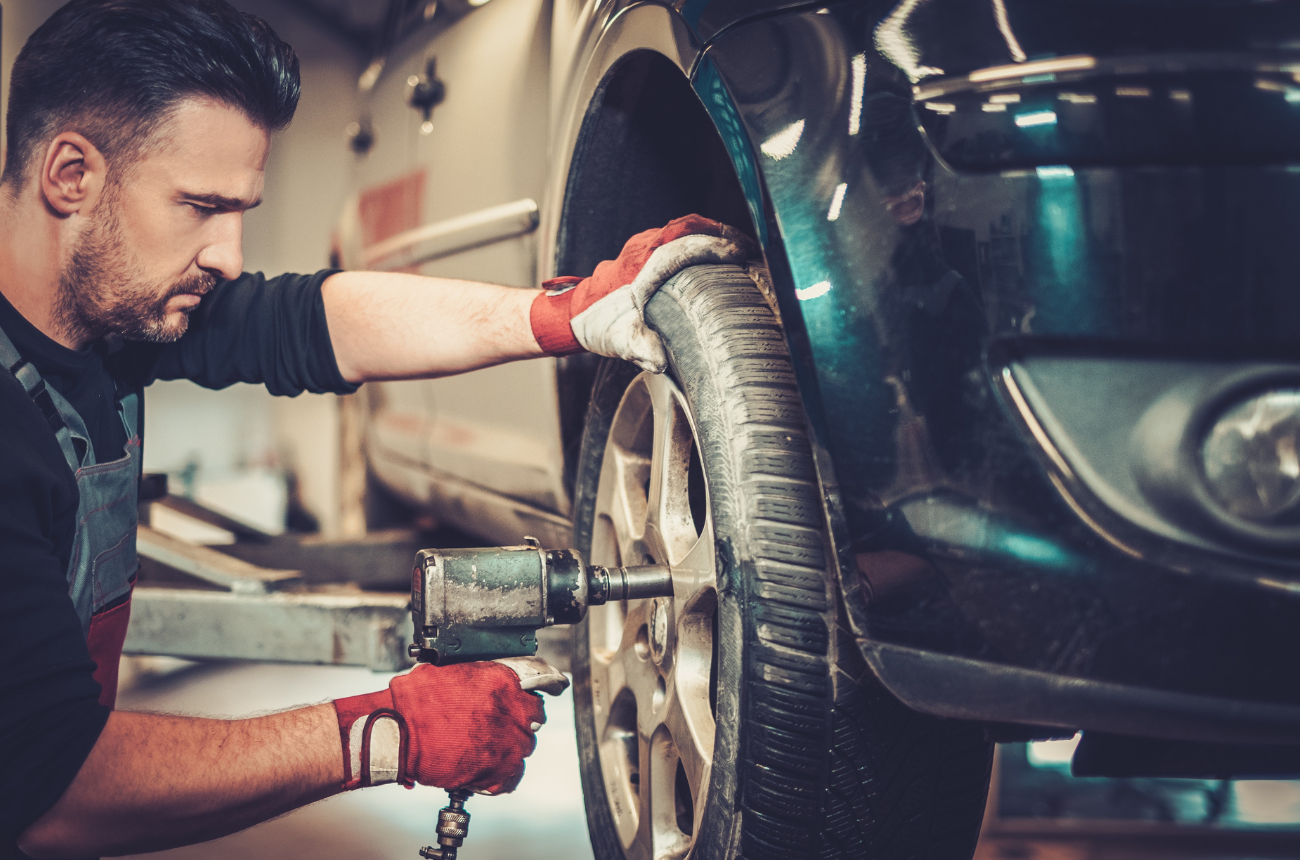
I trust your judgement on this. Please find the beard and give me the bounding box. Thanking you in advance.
[56,206,217,345]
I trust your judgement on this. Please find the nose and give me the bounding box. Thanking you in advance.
[195,212,244,281]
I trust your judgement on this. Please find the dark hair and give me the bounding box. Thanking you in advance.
[3,0,300,186]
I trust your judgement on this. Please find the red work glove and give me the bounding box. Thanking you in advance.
[530,214,755,372]
[333,656,568,794]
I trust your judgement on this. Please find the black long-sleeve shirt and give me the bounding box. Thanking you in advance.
[0,270,356,850]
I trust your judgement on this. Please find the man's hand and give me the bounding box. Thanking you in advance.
[530,215,755,372]
[334,657,567,794]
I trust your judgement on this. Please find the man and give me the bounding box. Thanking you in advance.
[0,1,754,856]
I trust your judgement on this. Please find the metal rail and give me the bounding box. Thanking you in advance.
[127,516,416,672]
[363,198,539,271]
[124,585,412,672]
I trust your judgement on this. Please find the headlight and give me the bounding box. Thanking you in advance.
[1201,389,1300,522]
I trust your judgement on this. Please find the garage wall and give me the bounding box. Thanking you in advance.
[2,0,365,535]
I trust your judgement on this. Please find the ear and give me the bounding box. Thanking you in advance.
[40,132,107,217]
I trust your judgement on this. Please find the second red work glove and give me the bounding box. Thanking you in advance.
[530,214,755,372]
[333,656,568,794]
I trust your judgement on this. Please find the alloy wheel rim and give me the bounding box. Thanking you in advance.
[588,371,718,860]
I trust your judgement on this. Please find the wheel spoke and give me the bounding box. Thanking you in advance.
[672,518,715,602]
[622,602,661,711]
[589,624,627,727]
[647,727,694,860]
[599,432,651,550]
[592,639,626,722]
[663,667,713,816]
[644,374,702,567]
[592,644,639,848]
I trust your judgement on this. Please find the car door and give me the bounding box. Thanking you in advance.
[338,0,568,540]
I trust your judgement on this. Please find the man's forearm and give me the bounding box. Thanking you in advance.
[18,705,344,858]
[322,271,543,384]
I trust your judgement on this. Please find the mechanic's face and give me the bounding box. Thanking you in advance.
[58,98,268,343]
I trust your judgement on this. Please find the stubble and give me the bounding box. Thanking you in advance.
[55,197,215,345]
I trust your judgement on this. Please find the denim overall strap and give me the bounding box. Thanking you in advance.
[0,324,80,472]
[0,322,142,708]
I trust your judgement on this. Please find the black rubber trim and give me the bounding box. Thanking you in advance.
[862,640,1300,745]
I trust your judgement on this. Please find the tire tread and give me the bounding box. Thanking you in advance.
[661,267,838,858]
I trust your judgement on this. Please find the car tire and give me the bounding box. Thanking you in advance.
[570,263,994,860]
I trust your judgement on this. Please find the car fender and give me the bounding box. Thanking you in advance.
[689,14,857,581]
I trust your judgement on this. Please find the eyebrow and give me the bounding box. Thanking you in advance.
[181,192,262,211]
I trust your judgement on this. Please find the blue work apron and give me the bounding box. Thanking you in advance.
[0,323,141,708]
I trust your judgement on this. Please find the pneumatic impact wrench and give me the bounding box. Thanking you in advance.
[407,538,674,859]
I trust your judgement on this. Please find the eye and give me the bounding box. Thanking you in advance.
[186,202,216,216]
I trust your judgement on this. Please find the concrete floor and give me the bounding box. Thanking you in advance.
[113,660,1300,860]
[116,660,594,860]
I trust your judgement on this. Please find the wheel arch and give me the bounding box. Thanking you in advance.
[550,42,760,497]
[554,49,757,277]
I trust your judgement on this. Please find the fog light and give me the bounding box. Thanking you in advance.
[1201,389,1300,521]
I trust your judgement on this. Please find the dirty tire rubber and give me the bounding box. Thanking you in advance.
[571,264,993,860]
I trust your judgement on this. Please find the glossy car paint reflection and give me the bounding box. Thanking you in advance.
[700,6,1300,711]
